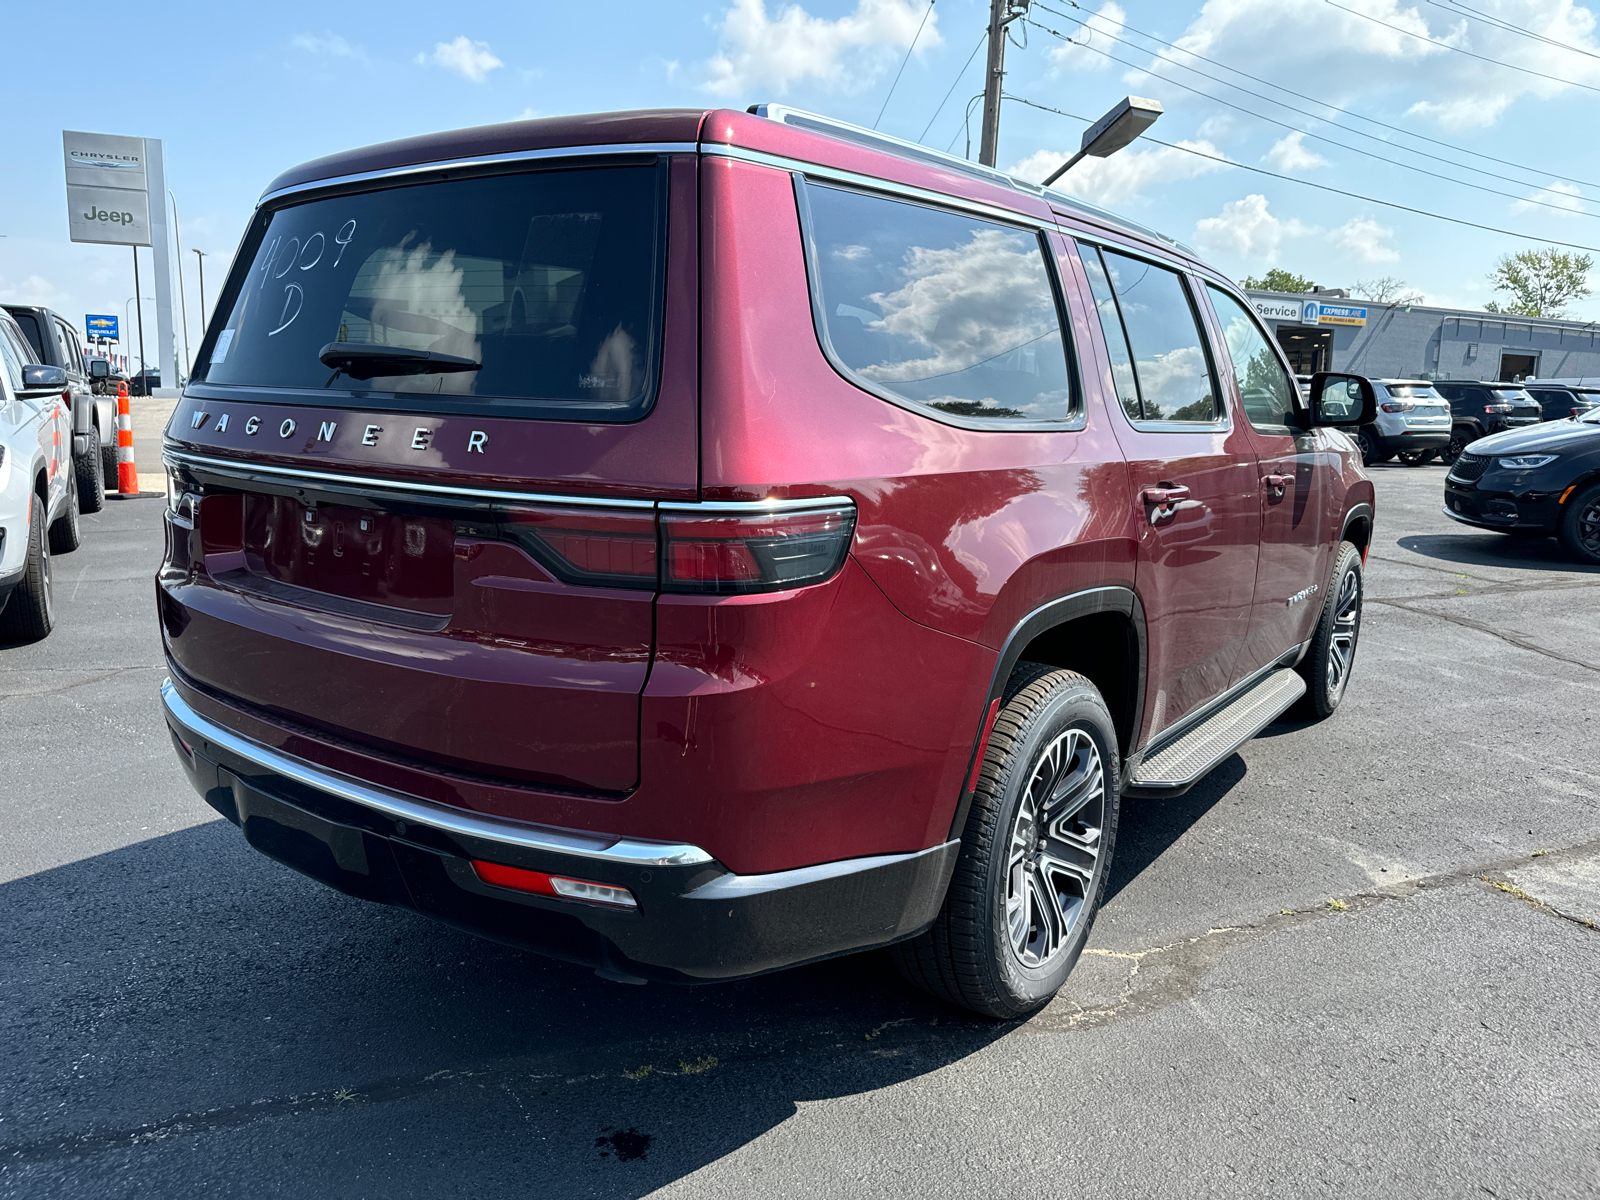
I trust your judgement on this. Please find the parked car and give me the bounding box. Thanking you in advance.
[1433,381,1544,463]
[0,308,82,642]
[157,107,1377,1018]
[1523,382,1600,421]
[1352,379,1453,466]
[129,368,160,397]
[2,304,110,512]
[1444,405,1600,562]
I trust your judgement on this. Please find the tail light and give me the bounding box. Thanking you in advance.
[1380,401,1413,413]
[501,504,658,587]
[1485,403,1514,414]
[499,498,856,594]
[660,501,856,594]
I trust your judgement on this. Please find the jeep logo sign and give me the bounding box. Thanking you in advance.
[63,131,153,247]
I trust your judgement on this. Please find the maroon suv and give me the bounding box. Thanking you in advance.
[158,107,1376,1017]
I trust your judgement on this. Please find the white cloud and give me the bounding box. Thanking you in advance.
[417,36,503,82]
[1152,0,1600,131]
[702,0,942,96]
[1046,1,1126,73]
[1331,215,1400,263]
[291,32,366,61]
[514,108,543,121]
[1193,194,1312,261]
[1264,131,1327,172]
[1008,140,1226,208]
[1514,179,1585,218]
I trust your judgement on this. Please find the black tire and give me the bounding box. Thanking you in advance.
[1398,449,1435,466]
[891,665,1120,1019]
[101,437,117,494]
[1557,480,1600,565]
[1295,542,1363,720]
[1441,427,1474,465]
[75,427,106,514]
[48,469,82,554]
[0,494,54,643]
[1354,428,1379,467]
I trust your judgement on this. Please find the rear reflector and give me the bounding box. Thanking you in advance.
[470,860,638,908]
[660,502,855,594]
[501,505,658,587]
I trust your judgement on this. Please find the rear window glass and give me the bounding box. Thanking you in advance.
[199,164,666,419]
[801,182,1076,424]
[1095,248,1219,424]
[1385,385,1437,398]
[1493,389,1533,401]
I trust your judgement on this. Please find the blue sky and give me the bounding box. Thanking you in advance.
[7,0,1600,366]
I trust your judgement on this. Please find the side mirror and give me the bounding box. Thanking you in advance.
[89,360,110,378]
[1308,372,1376,426]
[22,364,69,391]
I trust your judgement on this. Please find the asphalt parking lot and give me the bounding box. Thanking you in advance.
[2,457,1597,1199]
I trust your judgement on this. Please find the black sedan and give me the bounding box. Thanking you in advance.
[1444,408,1600,563]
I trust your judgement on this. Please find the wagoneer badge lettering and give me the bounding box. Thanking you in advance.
[318,421,337,442]
[362,424,381,446]
[214,414,229,432]
[190,411,209,429]
[244,416,260,435]
[278,418,296,439]
[182,408,488,456]
[411,428,432,450]
[1287,583,1320,607]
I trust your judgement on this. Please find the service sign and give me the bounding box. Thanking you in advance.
[85,314,119,340]
[1318,304,1368,326]
[1251,299,1304,322]
[63,131,147,190]
[66,186,151,247]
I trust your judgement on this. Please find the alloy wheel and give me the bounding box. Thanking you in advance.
[1579,496,1600,556]
[1326,564,1360,700]
[1006,727,1105,968]
[40,530,53,625]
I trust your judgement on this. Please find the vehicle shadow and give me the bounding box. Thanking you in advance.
[1396,532,1598,574]
[0,821,1012,1198]
[1103,755,1246,905]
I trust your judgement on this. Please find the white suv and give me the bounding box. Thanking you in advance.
[1355,379,1453,467]
[0,308,81,642]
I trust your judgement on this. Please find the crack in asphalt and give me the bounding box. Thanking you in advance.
[0,665,165,702]
[4,839,1596,1167]
[1367,596,1600,675]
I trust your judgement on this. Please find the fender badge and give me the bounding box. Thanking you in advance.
[1286,583,1320,607]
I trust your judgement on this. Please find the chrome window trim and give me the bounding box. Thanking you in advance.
[161,680,715,867]
[164,446,850,514]
[257,142,699,205]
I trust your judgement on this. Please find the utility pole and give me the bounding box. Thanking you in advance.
[193,249,208,330]
[978,0,1030,167]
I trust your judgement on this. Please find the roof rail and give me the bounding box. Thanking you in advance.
[746,104,1188,254]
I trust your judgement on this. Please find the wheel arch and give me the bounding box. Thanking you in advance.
[1340,501,1375,562]
[948,586,1146,840]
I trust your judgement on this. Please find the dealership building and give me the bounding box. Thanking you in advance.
[1244,288,1600,383]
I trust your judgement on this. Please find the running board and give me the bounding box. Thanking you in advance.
[1126,668,1307,797]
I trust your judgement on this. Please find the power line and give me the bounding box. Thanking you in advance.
[1026,17,1599,219]
[1323,0,1600,94]
[1005,94,1600,254]
[875,0,937,130]
[1430,0,1600,63]
[1032,0,1600,191]
[919,31,987,141]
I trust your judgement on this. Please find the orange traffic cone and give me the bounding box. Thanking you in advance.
[115,381,139,497]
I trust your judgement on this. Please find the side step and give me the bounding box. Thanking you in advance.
[1126,668,1307,797]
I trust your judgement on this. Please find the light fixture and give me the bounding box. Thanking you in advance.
[1042,96,1164,186]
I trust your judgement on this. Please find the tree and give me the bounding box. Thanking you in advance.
[1352,276,1424,305]
[1487,248,1593,318]
[1239,268,1315,293]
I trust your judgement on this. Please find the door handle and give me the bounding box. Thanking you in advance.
[1263,473,1292,496]
[1142,484,1191,509]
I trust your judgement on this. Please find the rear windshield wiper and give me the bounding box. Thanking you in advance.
[318,341,483,383]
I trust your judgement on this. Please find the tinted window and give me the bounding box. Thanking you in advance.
[804,183,1075,423]
[201,165,666,419]
[0,323,28,391]
[1099,250,1218,423]
[1206,285,1297,431]
[1385,385,1437,399]
[1079,245,1141,422]
[54,321,78,373]
[11,312,46,363]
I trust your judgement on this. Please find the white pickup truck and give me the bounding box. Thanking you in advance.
[0,307,81,642]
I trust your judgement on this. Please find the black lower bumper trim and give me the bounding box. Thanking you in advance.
[165,690,958,983]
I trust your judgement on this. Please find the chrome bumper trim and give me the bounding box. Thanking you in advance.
[159,679,715,868]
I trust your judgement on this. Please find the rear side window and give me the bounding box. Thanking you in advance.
[1205,285,1298,431]
[1081,244,1219,425]
[801,182,1076,425]
[11,312,46,363]
[0,323,26,391]
[199,164,667,420]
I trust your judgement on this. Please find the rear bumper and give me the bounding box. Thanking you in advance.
[1375,428,1450,453]
[161,679,956,983]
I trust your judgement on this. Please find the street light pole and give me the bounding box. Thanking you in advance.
[193,249,208,330]
[978,0,1030,167]
[1039,96,1164,186]
[131,249,147,391]
[169,190,190,383]
[125,294,155,379]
